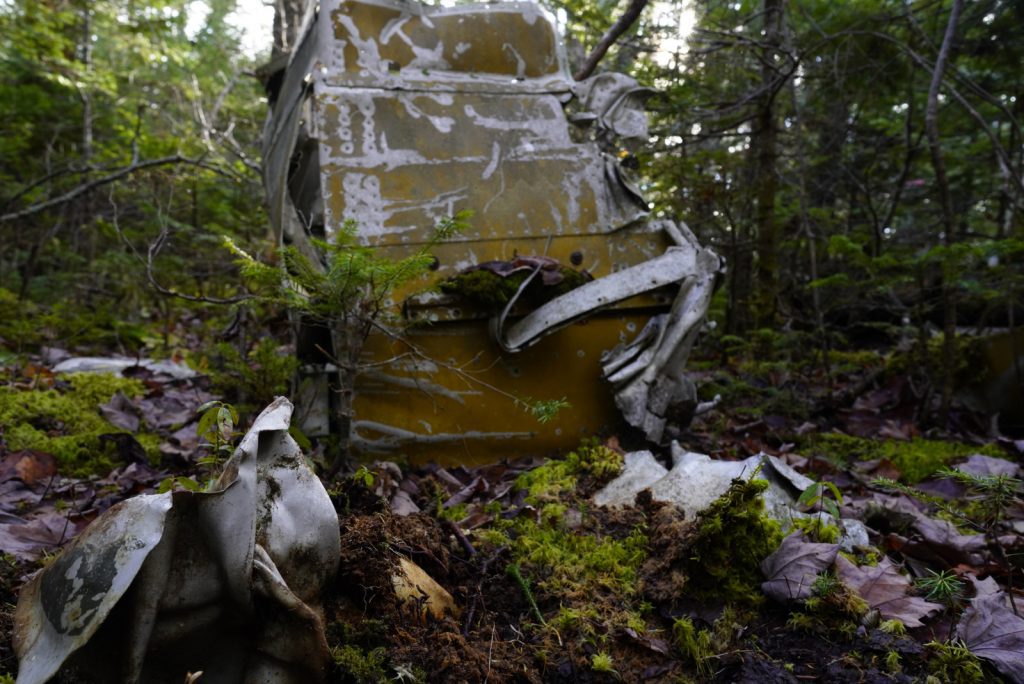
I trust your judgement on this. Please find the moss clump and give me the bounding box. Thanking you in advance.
[672,617,714,676]
[925,640,984,683]
[515,442,623,504]
[806,433,1004,484]
[472,442,647,670]
[792,516,841,543]
[0,372,151,476]
[787,571,868,640]
[685,477,783,603]
[439,265,592,311]
[330,645,389,684]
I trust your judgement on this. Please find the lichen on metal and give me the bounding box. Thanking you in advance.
[262,0,720,461]
[13,398,339,684]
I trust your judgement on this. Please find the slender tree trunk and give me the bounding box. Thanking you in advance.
[753,0,783,328]
[925,0,963,425]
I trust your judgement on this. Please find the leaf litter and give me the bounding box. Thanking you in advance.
[1,343,1023,682]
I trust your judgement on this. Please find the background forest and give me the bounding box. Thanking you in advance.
[1,0,1021,434]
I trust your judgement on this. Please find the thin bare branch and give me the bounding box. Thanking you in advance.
[0,155,230,223]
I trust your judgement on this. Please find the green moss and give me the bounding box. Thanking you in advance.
[925,640,984,683]
[792,516,841,543]
[806,433,1005,483]
[515,442,623,504]
[330,645,389,684]
[590,651,616,675]
[0,373,150,476]
[439,265,592,311]
[684,477,783,603]
[469,442,646,662]
[672,617,714,676]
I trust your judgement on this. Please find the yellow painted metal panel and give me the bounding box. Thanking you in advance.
[353,311,657,464]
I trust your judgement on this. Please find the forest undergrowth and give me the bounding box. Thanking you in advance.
[0,309,1021,683]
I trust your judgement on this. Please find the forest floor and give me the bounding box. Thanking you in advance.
[0,331,1022,683]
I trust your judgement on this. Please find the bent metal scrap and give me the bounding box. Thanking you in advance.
[261,0,720,462]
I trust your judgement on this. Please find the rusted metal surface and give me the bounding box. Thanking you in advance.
[14,399,339,683]
[263,0,720,461]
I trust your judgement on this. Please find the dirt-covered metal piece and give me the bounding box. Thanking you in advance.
[13,398,339,684]
[262,0,720,460]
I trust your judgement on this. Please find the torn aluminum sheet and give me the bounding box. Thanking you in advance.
[594,443,867,549]
[262,0,720,459]
[14,398,339,684]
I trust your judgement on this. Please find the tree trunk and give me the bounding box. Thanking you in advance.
[753,0,783,328]
[925,0,963,425]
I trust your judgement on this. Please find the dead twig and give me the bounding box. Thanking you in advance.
[574,0,650,81]
[0,155,230,223]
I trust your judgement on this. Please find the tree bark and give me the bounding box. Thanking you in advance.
[925,0,963,425]
[753,0,783,328]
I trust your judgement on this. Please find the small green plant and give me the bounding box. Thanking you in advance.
[195,400,239,466]
[916,569,964,605]
[811,570,840,597]
[506,563,545,625]
[879,619,906,636]
[876,469,1021,615]
[884,649,901,674]
[527,396,572,424]
[351,465,375,489]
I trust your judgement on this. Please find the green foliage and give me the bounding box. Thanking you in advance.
[874,466,1022,540]
[791,516,840,544]
[195,399,238,465]
[439,265,593,310]
[226,213,469,326]
[0,372,151,475]
[351,465,375,489]
[788,576,869,640]
[795,480,843,542]
[879,619,906,637]
[209,339,299,410]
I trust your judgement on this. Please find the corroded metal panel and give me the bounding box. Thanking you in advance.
[319,0,570,92]
[316,87,646,246]
[353,313,656,462]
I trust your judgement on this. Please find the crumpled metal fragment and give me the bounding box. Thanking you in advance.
[571,72,656,141]
[13,398,339,684]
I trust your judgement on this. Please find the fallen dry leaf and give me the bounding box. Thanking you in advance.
[0,450,57,485]
[760,531,839,602]
[956,454,1021,478]
[956,576,1024,681]
[0,512,78,562]
[835,555,943,628]
[98,390,140,432]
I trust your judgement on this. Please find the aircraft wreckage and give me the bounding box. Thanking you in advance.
[262,0,720,462]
